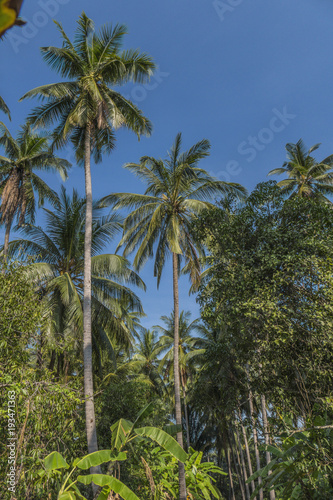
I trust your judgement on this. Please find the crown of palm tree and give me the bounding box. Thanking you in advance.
[154,311,205,384]
[20,13,155,161]
[0,122,70,227]
[132,328,165,393]
[102,132,247,287]
[0,95,11,120]
[268,139,333,202]
[8,187,146,355]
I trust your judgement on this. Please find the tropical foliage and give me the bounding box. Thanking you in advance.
[268,139,333,201]
[1,8,333,500]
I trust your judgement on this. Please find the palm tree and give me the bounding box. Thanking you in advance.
[101,132,247,499]
[268,139,333,201]
[0,122,69,258]
[155,311,205,450]
[20,12,155,465]
[8,187,145,377]
[133,328,165,395]
[0,96,11,120]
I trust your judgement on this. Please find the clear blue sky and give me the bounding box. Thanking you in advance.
[1,0,333,328]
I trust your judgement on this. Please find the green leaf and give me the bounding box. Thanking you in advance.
[134,426,188,462]
[77,475,140,500]
[96,487,112,500]
[58,493,78,500]
[111,418,133,451]
[76,450,127,470]
[44,451,69,471]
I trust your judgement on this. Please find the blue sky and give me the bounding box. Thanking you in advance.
[1,0,333,328]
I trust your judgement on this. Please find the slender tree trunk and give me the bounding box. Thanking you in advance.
[238,408,256,499]
[37,330,43,370]
[172,252,187,500]
[229,431,246,500]
[234,421,251,500]
[182,383,190,451]
[226,446,236,500]
[2,222,11,275]
[3,222,11,258]
[261,395,275,500]
[248,382,263,500]
[83,124,101,490]
[49,350,56,372]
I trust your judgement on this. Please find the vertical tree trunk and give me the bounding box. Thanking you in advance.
[182,382,190,451]
[226,446,236,500]
[172,252,187,500]
[261,395,275,500]
[234,421,251,500]
[238,408,256,499]
[83,125,101,491]
[229,432,246,500]
[248,378,263,500]
[3,222,11,258]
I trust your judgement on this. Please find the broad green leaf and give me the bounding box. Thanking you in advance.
[58,493,78,500]
[96,486,112,500]
[76,450,127,470]
[77,475,140,500]
[111,418,133,451]
[134,426,188,462]
[44,451,69,471]
[163,424,182,436]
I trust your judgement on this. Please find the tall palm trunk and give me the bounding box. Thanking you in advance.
[183,392,190,451]
[261,395,275,500]
[3,222,11,258]
[83,124,100,484]
[172,252,187,500]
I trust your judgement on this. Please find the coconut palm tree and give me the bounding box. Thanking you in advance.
[8,187,145,377]
[268,139,333,201]
[155,311,205,450]
[133,328,165,395]
[0,122,69,258]
[20,12,155,465]
[101,132,247,499]
[0,96,10,120]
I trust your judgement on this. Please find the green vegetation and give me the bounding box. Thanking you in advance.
[1,10,333,500]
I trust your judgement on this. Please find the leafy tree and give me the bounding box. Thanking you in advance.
[21,12,155,467]
[102,132,246,499]
[268,139,333,201]
[8,187,145,377]
[194,181,333,498]
[0,261,86,500]
[0,122,70,257]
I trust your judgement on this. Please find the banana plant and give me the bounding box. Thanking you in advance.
[110,402,188,463]
[41,449,140,500]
